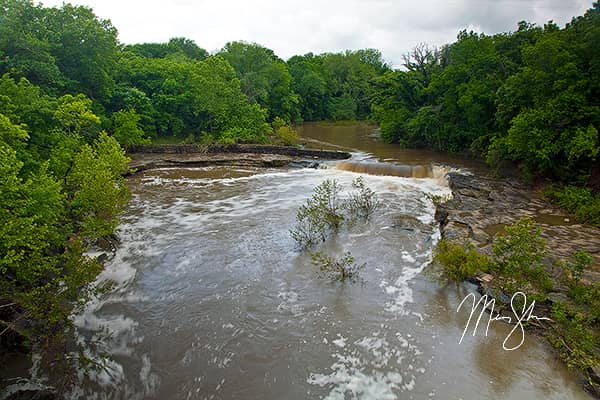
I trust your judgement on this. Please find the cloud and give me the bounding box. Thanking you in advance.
[40,0,594,67]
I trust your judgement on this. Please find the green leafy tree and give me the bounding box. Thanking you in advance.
[219,41,300,122]
[67,132,130,240]
[111,108,149,146]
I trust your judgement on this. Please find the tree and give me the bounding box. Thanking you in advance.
[111,108,148,146]
[67,132,130,240]
[219,41,299,122]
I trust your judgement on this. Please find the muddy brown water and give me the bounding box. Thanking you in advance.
[2,122,592,400]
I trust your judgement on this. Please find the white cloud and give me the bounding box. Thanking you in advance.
[40,0,594,67]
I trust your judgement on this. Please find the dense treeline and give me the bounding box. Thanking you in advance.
[0,0,390,146]
[372,4,600,185]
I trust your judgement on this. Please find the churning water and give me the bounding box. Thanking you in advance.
[5,123,591,400]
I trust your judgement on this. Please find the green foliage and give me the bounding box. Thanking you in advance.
[273,125,300,146]
[550,301,598,373]
[68,132,130,240]
[291,178,381,249]
[433,239,492,281]
[271,116,299,145]
[0,44,130,352]
[371,9,600,183]
[491,217,553,297]
[435,218,552,297]
[288,50,389,121]
[125,37,208,60]
[0,137,106,344]
[115,53,270,142]
[309,179,345,231]
[290,202,327,249]
[291,179,344,248]
[311,251,365,282]
[549,250,600,380]
[54,94,101,137]
[547,185,600,227]
[219,41,300,122]
[344,177,381,220]
[0,0,119,100]
[111,108,149,146]
[328,94,357,121]
[565,251,594,286]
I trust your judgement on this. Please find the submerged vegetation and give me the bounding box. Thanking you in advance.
[344,177,381,221]
[291,178,381,282]
[291,178,381,249]
[311,252,365,282]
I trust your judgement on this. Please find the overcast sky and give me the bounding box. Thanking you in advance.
[41,0,594,67]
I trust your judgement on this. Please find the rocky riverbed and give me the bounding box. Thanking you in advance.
[436,172,600,280]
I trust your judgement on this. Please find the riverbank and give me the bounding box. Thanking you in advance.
[435,172,600,271]
[434,171,600,395]
[126,144,351,173]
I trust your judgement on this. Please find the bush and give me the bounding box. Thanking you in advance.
[434,218,552,297]
[550,302,598,372]
[433,239,492,281]
[311,251,365,282]
[291,179,344,248]
[549,250,600,389]
[345,177,381,221]
[490,217,553,298]
[565,250,594,286]
[274,125,300,146]
[290,202,327,249]
[291,178,382,249]
[547,185,600,227]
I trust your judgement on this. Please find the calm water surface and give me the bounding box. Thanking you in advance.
[14,123,590,399]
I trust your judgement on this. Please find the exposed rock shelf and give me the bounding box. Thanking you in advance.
[127,144,351,173]
[435,172,600,281]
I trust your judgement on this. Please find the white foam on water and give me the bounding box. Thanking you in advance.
[67,158,451,399]
[332,335,348,348]
[309,332,423,400]
[306,164,449,399]
[139,354,159,397]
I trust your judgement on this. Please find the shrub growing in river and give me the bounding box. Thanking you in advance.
[291,179,345,248]
[345,177,381,221]
[290,203,327,249]
[311,251,365,282]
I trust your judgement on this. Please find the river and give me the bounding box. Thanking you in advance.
[16,122,593,399]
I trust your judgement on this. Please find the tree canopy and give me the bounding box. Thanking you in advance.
[371,5,600,182]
